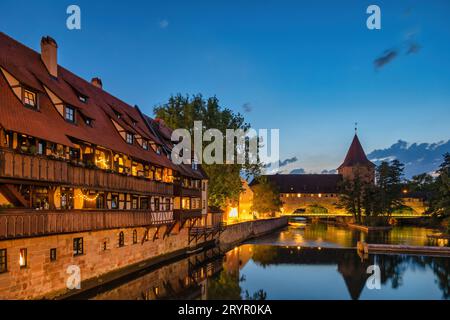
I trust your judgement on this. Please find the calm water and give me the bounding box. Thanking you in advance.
[73,222,450,300]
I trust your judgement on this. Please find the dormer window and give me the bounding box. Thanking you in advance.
[126,132,134,144]
[142,140,149,150]
[78,95,87,103]
[114,111,121,119]
[132,121,137,126]
[85,118,92,126]
[65,106,75,123]
[23,89,37,109]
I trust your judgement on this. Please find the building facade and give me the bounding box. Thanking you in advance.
[0,33,212,299]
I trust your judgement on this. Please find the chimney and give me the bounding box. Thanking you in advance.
[40,36,58,78]
[91,77,103,89]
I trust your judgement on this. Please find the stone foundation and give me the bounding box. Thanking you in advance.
[0,225,191,300]
[219,217,288,246]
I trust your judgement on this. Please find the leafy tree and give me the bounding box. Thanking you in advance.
[375,160,405,217]
[433,153,450,219]
[338,170,366,223]
[250,176,282,217]
[153,94,261,208]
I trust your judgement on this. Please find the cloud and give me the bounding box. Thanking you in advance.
[406,42,421,55]
[242,102,252,113]
[158,19,169,29]
[290,168,306,174]
[374,49,398,69]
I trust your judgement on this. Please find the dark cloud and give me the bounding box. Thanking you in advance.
[321,169,337,174]
[406,42,421,55]
[374,50,398,69]
[280,157,298,167]
[290,168,306,174]
[242,103,252,113]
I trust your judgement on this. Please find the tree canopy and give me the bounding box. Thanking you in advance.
[153,94,261,208]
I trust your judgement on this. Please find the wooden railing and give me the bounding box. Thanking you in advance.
[0,209,174,240]
[0,148,173,195]
[174,209,203,220]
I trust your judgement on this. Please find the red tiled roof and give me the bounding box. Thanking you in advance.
[338,134,375,169]
[0,32,205,179]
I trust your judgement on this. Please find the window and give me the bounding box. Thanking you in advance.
[38,142,45,155]
[102,240,108,251]
[65,106,75,123]
[140,197,149,210]
[126,132,134,144]
[73,238,84,256]
[142,141,149,150]
[111,194,119,209]
[118,232,125,247]
[50,248,57,262]
[0,249,6,273]
[132,197,138,210]
[78,95,87,103]
[19,248,27,268]
[23,89,37,108]
[84,117,93,126]
[133,230,138,244]
[154,198,160,211]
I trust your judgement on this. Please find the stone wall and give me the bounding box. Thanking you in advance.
[0,224,191,300]
[219,217,288,247]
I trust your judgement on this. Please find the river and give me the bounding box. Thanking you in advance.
[71,220,450,300]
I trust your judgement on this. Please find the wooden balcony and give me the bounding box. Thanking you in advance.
[0,148,173,195]
[174,209,203,220]
[173,184,202,198]
[0,209,174,240]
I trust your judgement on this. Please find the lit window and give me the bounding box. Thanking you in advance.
[50,248,57,262]
[23,89,37,108]
[65,106,75,123]
[0,249,6,273]
[126,132,134,144]
[73,238,84,256]
[19,248,27,268]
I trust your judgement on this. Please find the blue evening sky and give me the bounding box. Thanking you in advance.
[1,0,449,171]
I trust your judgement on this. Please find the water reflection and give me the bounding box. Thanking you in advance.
[73,224,449,300]
[249,222,448,248]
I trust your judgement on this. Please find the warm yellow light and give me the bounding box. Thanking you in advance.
[318,193,322,198]
[229,207,238,218]
[403,189,408,194]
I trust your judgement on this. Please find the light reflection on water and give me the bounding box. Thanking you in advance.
[74,223,450,300]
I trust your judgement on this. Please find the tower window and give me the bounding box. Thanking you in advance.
[23,89,37,108]
[65,106,75,123]
[0,249,6,273]
[118,232,125,247]
[50,248,57,262]
[73,237,84,256]
[133,230,138,244]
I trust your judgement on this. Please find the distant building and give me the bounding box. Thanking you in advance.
[254,134,377,215]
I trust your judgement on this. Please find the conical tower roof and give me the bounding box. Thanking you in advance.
[338,134,375,169]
